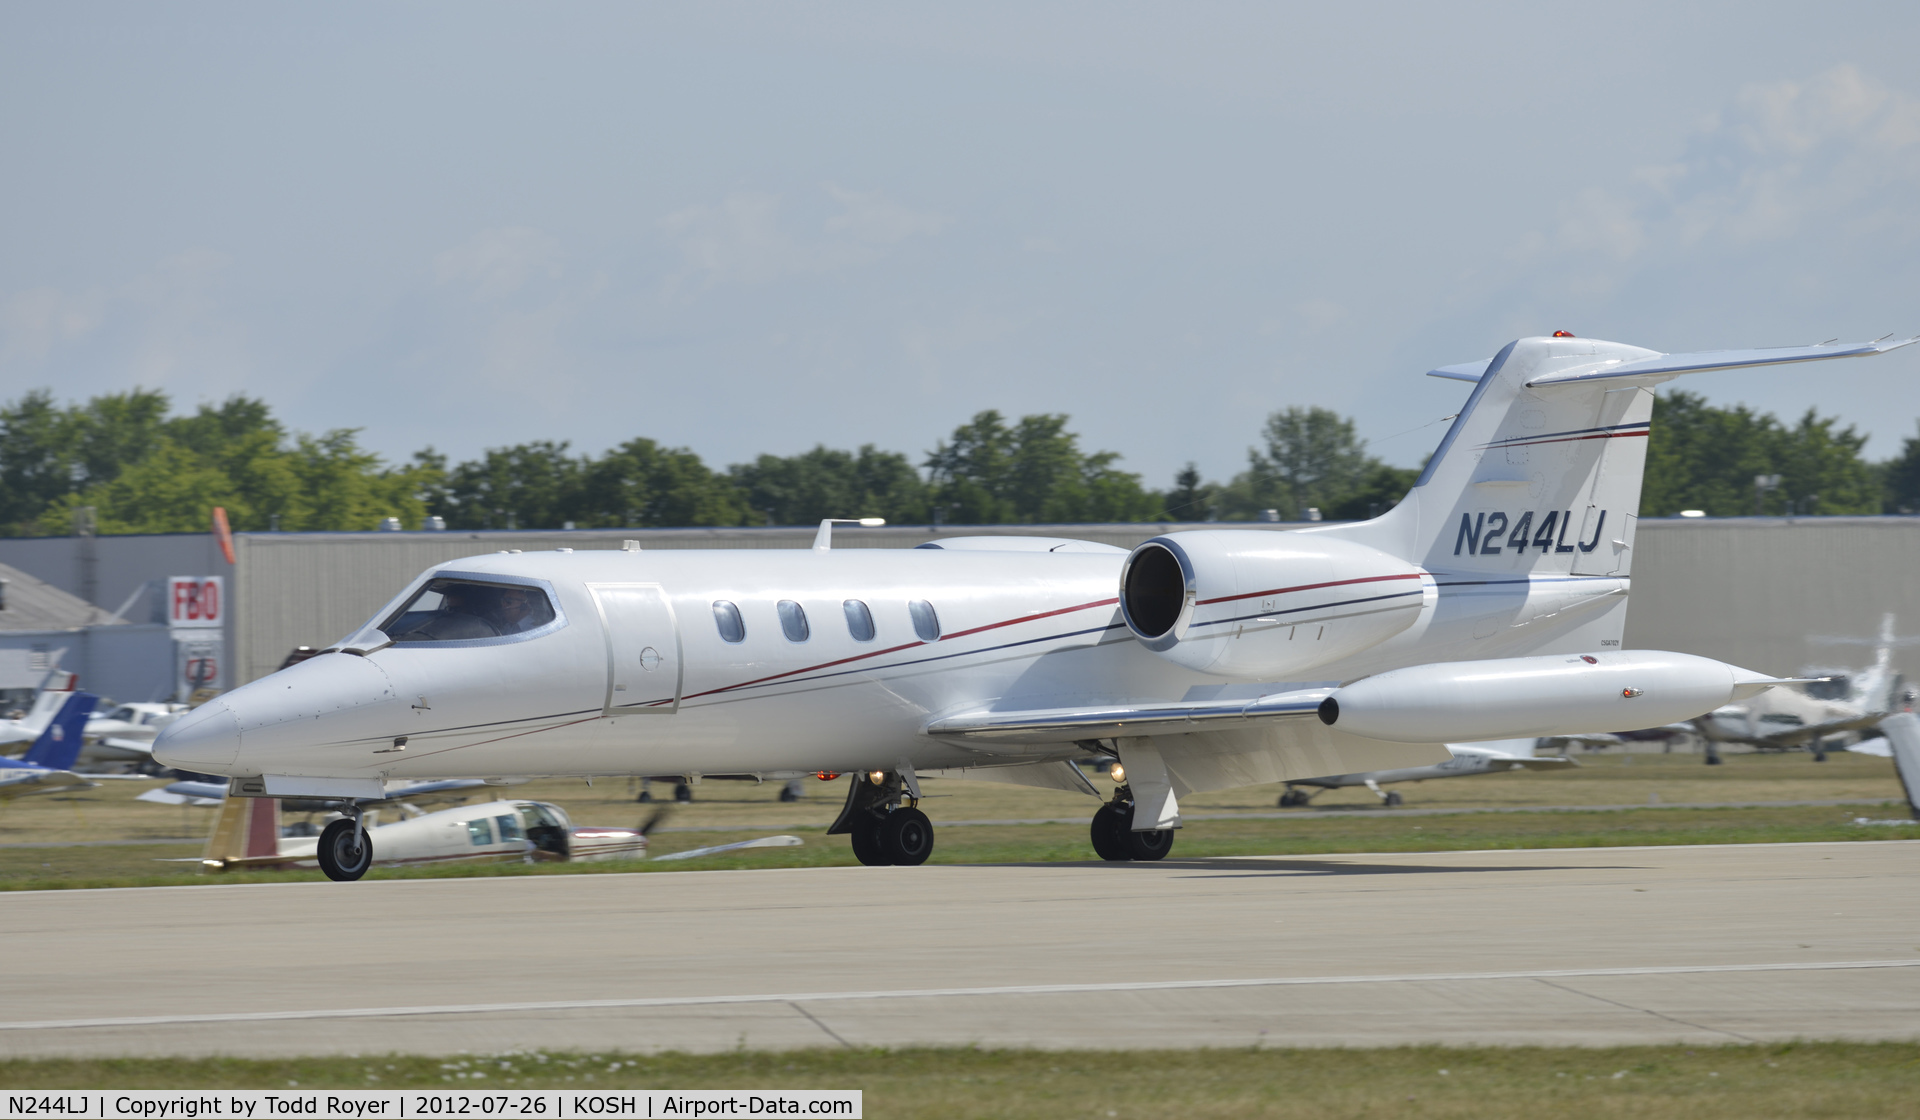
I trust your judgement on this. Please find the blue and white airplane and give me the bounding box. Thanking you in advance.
[0,692,102,800]
[154,332,1917,880]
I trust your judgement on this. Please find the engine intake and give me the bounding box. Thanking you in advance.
[1117,531,1425,678]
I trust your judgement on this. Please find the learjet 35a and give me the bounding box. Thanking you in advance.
[153,333,1917,880]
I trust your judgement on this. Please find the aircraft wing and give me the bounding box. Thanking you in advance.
[0,769,99,800]
[925,689,1332,745]
[1747,713,1887,749]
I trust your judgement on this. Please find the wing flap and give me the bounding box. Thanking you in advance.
[925,688,1332,745]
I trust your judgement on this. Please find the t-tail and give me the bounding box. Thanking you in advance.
[1330,333,1915,578]
[21,691,96,770]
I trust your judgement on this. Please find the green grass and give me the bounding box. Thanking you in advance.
[1,802,1914,891]
[3,1044,1917,1118]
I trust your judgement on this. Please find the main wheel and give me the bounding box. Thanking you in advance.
[1383,791,1404,807]
[1278,789,1309,808]
[316,818,373,882]
[850,820,891,866]
[1124,826,1174,862]
[674,782,694,803]
[877,807,934,866]
[1090,803,1132,861]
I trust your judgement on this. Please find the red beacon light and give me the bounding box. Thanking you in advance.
[1552,330,1576,338]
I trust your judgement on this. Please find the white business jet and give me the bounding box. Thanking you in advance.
[154,333,1916,880]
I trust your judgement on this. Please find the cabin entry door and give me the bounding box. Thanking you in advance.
[587,583,683,716]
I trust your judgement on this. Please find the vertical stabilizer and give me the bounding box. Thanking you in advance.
[21,692,96,770]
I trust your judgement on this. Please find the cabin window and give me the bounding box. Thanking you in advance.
[910,600,941,642]
[382,578,557,643]
[844,600,876,642]
[778,600,811,643]
[712,600,746,643]
[495,814,525,842]
[466,818,494,846]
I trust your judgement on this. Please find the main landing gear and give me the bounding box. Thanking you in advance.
[1089,785,1174,862]
[316,805,373,882]
[830,770,935,866]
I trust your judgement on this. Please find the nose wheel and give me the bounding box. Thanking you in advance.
[316,817,373,882]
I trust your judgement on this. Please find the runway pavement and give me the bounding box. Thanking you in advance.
[3,841,1916,1058]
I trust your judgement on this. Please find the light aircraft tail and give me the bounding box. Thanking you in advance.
[20,692,96,770]
[1327,335,1915,578]
[203,794,284,869]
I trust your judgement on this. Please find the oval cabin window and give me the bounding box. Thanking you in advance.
[778,600,811,643]
[712,600,745,644]
[844,600,876,642]
[909,600,941,643]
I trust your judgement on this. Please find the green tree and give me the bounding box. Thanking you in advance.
[730,445,927,525]
[442,441,585,529]
[1882,422,1920,514]
[1641,391,1877,516]
[579,437,751,528]
[1221,406,1379,520]
[924,411,1156,524]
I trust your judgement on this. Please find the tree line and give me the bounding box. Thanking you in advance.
[2,385,1917,536]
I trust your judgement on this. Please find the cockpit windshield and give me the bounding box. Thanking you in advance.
[381,578,558,643]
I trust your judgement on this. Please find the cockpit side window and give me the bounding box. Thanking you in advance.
[382,579,557,644]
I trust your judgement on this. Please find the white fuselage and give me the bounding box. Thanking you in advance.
[155,538,1632,786]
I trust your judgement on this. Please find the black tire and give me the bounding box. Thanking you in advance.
[877,807,935,866]
[316,818,372,882]
[1278,789,1308,808]
[1383,791,1404,807]
[1124,826,1174,862]
[778,786,800,803]
[850,819,891,865]
[637,791,654,803]
[1090,803,1132,861]
[674,782,694,803]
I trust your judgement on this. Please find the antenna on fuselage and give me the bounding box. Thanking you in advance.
[813,518,886,551]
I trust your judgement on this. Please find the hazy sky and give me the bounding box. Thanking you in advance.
[4,2,1919,491]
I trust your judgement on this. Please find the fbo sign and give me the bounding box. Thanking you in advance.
[168,576,224,628]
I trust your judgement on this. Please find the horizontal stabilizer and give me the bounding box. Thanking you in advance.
[1426,360,1491,383]
[1525,337,1916,387]
[926,688,1331,745]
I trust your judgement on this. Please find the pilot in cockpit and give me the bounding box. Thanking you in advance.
[492,587,537,634]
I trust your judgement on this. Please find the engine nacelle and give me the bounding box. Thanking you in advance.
[1317,650,1784,743]
[1118,530,1427,679]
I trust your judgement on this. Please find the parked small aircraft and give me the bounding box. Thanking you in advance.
[0,692,101,800]
[0,675,85,750]
[197,795,649,873]
[1694,613,1913,763]
[1275,737,1575,807]
[154,333,1916,878]
[81,701,187,767]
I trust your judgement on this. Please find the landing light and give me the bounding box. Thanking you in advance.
[1109,763,1126,783]
[867,770,886,785]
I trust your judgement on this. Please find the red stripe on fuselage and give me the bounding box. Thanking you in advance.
[1478,429,1650,452]
[1196,572,1423,608]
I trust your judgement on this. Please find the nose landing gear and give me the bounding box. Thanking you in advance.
[316,809,373,882]
[830,770,935,866]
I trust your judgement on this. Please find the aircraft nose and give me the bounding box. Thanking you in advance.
[152,698,243,774]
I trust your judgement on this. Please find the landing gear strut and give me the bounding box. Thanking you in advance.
[1089,785,1173,862]
[316,804,372,882]
[830,771,935,866]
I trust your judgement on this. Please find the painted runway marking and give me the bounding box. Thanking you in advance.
[7,959,1915,1032]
